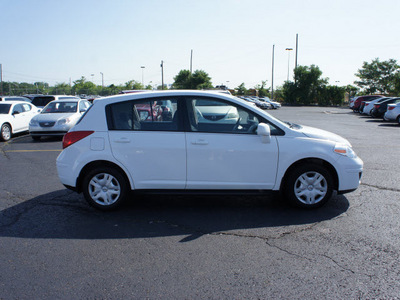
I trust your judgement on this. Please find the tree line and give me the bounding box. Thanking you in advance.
[0,58,397,106]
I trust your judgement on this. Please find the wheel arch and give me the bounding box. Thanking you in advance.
[1,122,12,132]
[280,158,339,193]
[76,160,132,193]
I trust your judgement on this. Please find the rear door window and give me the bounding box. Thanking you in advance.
[107,98,180,131]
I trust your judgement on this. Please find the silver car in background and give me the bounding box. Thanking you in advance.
[29,98,91,140]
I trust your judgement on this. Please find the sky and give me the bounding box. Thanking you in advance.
[1,0,400,90]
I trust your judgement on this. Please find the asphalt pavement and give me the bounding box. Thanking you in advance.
[1,106,400,299]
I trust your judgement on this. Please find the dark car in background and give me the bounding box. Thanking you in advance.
[371,98,400,118]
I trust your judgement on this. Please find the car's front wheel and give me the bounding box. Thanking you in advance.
[285,163,333,208]
[1,123,11,141]
[82,167,128,210]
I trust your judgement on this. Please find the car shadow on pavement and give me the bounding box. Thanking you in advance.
[0,189,349,242]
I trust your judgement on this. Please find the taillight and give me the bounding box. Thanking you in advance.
[365,103,369,106]
[374,104,380,109]
[62,131,94,149]
[388,106,395,110]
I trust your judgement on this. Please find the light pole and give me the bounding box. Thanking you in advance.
[100,72,104,95]
[285,48,293,82]
[141,66,145,87]
[100,72,104,88]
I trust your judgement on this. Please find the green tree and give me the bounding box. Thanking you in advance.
[49,82,72,95]
[124,80,144,90]
[173,69,213,89]
[355,58,400,94]
[236,83,247,95]
[254,81,270,97]
[72,77,98,95]
[190,70,213,89]
[283,65,328,105]
[317,85,346,106]
[173,70,191,89]
[34,82,50,94]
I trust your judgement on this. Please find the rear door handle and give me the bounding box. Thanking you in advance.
[114,137,131,143]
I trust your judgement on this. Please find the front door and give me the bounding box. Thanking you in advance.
[185,97,279,190]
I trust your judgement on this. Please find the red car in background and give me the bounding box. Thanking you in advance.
[352,95,384,112]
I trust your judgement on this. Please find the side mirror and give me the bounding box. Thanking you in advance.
[257,123,271,143]
[12,111,20,115]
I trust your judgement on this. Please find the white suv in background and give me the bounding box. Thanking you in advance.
[56,90,363,210]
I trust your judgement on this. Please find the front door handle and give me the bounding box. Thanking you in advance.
[191,139,208,145]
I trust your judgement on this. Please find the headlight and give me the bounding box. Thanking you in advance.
[29,119,39,126]
[57,118,71,125]
[334,143,357,158]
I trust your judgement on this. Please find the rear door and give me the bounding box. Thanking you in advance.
[107,97,186,189]
[11,104,27,132]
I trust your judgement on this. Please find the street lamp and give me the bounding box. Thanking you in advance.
[100,72,104,95]
[285,48,293,82]
[141,66,145,87]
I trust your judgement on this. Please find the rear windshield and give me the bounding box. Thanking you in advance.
[31,96,55,107]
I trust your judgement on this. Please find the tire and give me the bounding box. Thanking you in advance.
[397,115,400,125]
[1,123,11,141]
[82,167,128,211]
[284,163,333,208]
[31,135,41,141]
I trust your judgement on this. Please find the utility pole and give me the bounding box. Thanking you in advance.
[285,48,293,82]
[140,66,145,87]
[295,34,299,84]
[160,60,164,90]
[190,49,193,74]
[271,45,275,99]
[295,33,298,69]
[100,72,104,95]
[0,64,3,96]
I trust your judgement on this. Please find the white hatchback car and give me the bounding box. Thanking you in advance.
[56,90,363,210]
[0,101,40,141]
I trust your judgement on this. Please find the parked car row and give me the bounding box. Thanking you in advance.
[0,96,91,141]
[237,96,281,109]
[349,95,400,123]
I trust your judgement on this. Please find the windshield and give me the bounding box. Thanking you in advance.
[42,102,78,113]
[0,104,12,114]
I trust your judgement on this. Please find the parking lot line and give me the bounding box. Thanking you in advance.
[4,149,62,153]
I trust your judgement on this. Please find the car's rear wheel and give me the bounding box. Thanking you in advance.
[1,124,11,141]
[285,163,333,208]
[82,167,128,210]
